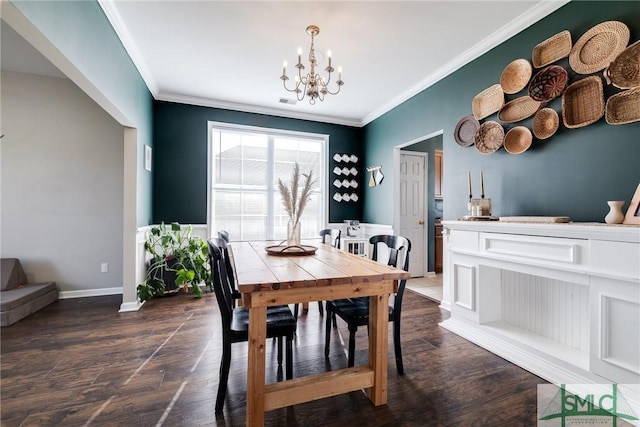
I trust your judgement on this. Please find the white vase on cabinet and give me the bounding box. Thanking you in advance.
[604,200,625,224]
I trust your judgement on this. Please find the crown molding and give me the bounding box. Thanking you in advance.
[156,92,363,127]
[98,0,159,95]
[99,0,569,128]
[361,0,571,126]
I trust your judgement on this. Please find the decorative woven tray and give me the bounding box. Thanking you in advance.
[528,65,569,102]
[454,115,480,147]
[472,84,504,120]
[265,244,318,256]
[605,87,640,125]
[604,40,640,90]
[532,30,572,68]
[532,108,559,140]
[498,96,542,123]
[474,121,504,154]
[569,20,630,74]
[504,126,533,154]
[500,59,532,94]
[562,76,605,129]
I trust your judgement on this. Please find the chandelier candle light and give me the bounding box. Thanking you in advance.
[281,25,344,104]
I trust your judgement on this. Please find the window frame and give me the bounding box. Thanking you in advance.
[207,121,328,241]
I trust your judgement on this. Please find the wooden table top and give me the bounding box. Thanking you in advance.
[232,241,411,294]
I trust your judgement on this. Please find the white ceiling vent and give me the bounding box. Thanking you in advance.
[279,98,297,105]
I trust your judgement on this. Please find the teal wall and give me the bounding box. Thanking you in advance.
[153,101,363,224]
[401,134,443,271]
[12,0,154,226]
[364,1,640,224]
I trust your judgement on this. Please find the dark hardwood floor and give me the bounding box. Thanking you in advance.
[1,289,546,426]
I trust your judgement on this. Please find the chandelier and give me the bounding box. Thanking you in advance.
[280,25,344,105]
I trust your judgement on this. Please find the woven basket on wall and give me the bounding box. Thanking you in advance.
[605,87,640,125]
[454,115,480,147]
[532,108,560,139]
[532,30,572,68]
[474,121,504,154]
[504,126,533,154]
[562,76,605,128]
[472,84,504,120]
[604,40,640,90]
[528,65,569,102]
[569,21,630,75]
[500,59,533,94]
[498,96,542,123]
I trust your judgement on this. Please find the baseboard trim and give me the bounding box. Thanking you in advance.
[59,287,123,299]
[119,300,144,312]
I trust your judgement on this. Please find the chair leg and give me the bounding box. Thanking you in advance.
[393,317,404,375]
[215,339,232,414]
[347,325,357,367]
[294,303,299,318]
[318,300,324,316]
[277,336,283,367]
[324,307,332,358]
[285,335,293,380]
[332,312,337,327]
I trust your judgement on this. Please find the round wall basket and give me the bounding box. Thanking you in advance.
[504,126,533,154]
[528,65,569,102]
[474,121,504,155]
[532,108,560,139]
[454,115,480,147]
[500,59,533,94]
[569,20,630,74]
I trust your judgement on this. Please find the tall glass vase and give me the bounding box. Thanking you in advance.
[287,219,301,246]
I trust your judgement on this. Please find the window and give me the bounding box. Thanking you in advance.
[208,122,327,241]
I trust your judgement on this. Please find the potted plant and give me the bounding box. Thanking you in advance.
[137,222,211,302]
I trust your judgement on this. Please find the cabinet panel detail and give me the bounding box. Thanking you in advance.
[449,230,478,253]
[600,295,640,374]
[453,264,475,311]
[591,240,640,280]
[482,233,583,265]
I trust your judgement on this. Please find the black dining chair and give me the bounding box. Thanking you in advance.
[216,230,240,301]
[208,238,296,414]
[324,234,411,374]
[292,228,342,318]
[319,228,341,249]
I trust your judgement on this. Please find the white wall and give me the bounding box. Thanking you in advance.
[1,71,124,296]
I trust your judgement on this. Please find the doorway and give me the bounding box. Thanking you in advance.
[393,130,443,277]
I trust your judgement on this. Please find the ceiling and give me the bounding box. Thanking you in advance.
[3,1,569,127]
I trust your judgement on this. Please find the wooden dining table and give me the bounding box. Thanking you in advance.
[232,240,411,426]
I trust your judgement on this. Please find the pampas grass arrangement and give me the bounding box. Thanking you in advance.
[278,162,317,241]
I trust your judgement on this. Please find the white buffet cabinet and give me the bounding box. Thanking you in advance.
[440,221,639,406]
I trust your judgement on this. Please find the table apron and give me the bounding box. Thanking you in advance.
[242,280,397,308]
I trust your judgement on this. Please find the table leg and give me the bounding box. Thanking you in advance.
[246,306,267,426]
[366,291,389,405]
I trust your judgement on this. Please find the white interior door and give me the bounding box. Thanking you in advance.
[399,152,426,277]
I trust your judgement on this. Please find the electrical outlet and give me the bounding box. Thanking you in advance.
[101,263,109,273]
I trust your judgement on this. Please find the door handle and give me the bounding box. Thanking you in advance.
[418,220,424,225]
